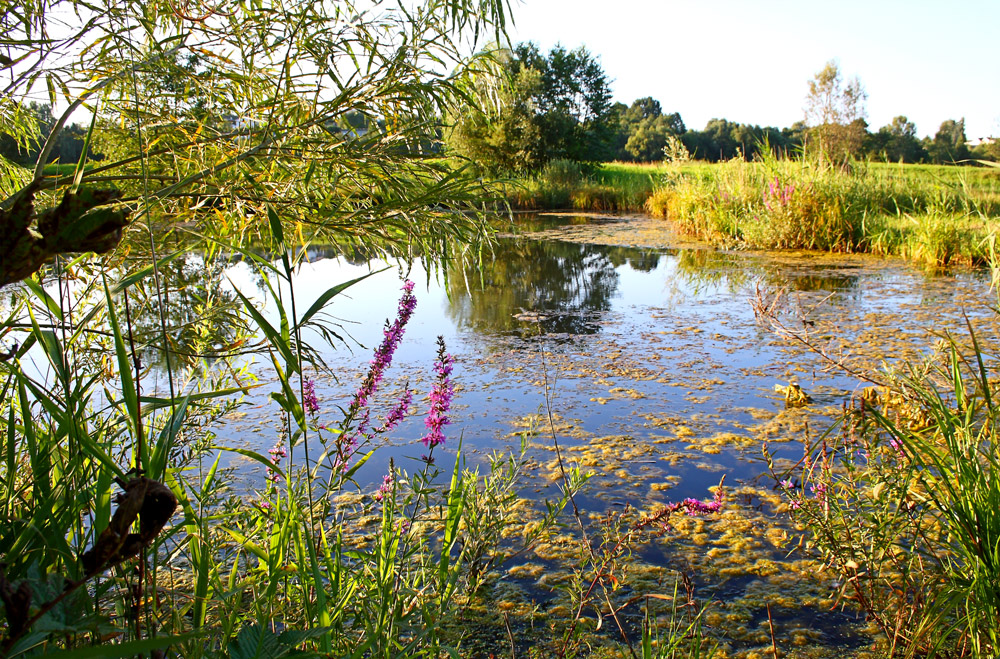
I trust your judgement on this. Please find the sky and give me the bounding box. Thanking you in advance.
[507,0,1000,140]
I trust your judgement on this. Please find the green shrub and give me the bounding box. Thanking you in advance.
[769,320,1000,656]
[647,155,1000,263]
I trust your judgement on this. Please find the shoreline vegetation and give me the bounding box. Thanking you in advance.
[502,158,1000,268]
[5,2,1000,654]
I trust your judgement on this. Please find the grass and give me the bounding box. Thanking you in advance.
[644,156,1000,266]
[504,160,1000,268]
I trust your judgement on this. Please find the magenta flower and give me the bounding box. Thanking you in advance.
[663,488,725,517]
[373,473,394,502]
[303,378,320,416]
[377,387,413,434]
[335,280,417,469]
[421,336,455,449]
[353,280,417,410]
[266,442,286,482]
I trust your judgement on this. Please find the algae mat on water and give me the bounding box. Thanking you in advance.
[444,212,995,658]
[217,212,994,657]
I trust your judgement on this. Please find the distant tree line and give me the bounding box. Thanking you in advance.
[0,102,91,166]
[7,48,996,175]
[446,45,997,174]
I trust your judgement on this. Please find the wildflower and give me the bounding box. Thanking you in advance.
[811,482,828,502]
[352,280,417,411]
[790,499,802,510]
[421,336,455,450]
[266,443,286,482]
[780,479,794,489]
[667,488,724,517]
[303,378,320,416]
[336,280,417,469]
[373,473,394,502]
[377,387,412,434]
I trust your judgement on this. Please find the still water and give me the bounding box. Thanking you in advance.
[201,212,991,654]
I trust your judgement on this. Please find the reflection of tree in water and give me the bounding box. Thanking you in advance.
[445,238,625,335]
[673,249,861,296]
[606,246,661,273]
[132,254,249,371]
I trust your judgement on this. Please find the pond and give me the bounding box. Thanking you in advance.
[200,212,993,656]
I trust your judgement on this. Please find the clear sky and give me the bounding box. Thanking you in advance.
[507,0,1000,140]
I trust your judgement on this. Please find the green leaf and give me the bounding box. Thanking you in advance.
[228,623,285,659]
[294,270,384,331]
[231,284,297,371]
[139,385,256,411]
[223,527,270,562]
[267,205,285,246]
[209,445,284,479]
[23,278,63,321]
[111,250,184,295]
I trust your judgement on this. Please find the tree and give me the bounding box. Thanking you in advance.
[447,42,615,172]
[1,0,512,287]
[446,52,547,174]
[804,60,868,163]
[926,118,971,164]
[871,115,925,162]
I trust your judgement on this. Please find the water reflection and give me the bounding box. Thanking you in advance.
[131,254,247,370]
[444,238,658,335]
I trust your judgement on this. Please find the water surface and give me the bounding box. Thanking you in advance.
[207,212,993,655]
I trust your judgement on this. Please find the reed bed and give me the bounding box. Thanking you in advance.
[646,156,1000,266]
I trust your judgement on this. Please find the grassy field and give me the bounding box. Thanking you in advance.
[505,158,1000,266]
[646,157,1000,266]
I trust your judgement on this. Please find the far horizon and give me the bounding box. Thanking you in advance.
[509,0,1000,141]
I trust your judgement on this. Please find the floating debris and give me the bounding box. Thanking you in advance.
[774,382,813,407]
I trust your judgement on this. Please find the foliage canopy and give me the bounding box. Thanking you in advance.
[446,42,616,174]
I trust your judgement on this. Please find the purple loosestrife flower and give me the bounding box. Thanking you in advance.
[373,473,394,502]
[266,443,287,482]
[354,280,417,409]
[421,336,455,450]
[377,387,413,434]
[336,280,417,469]
[664,488,725,518]
[303,378,320,416]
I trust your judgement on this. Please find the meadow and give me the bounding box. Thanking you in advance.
[506,158,1000,267]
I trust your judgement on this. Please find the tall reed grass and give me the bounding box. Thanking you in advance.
[767,286,1000,655]
[647,154,1000,266]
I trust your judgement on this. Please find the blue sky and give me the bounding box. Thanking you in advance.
[508,0,1000,139]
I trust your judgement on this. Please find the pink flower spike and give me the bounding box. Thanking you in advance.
[421,336,455,449]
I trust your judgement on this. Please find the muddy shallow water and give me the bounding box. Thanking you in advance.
[211,212,994,657]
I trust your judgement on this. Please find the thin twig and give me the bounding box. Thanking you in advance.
[766,603,778,659]
[534,330,637,659]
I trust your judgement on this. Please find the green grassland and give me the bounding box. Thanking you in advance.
[505,159,1000,267]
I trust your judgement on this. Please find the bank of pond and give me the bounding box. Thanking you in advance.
[505,159,1000,269]
[2,213,998,658]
